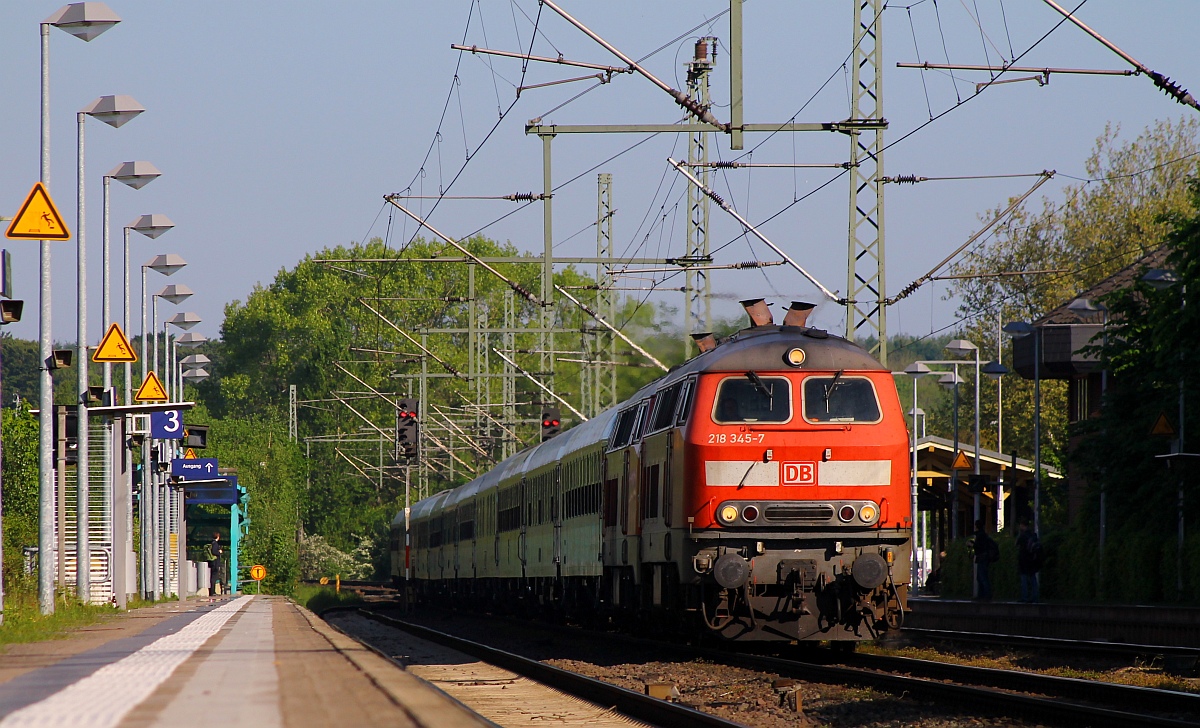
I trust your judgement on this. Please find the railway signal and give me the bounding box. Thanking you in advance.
[541,407,561,441]
[397,398,419,459]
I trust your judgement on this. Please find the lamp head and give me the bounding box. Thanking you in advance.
[156,284,193,305]
[1142,268,1180,291]
[176,332,208,347]
[107,161,161,190]
[982,360,1010,380]
[46,3,120,41]
[904,361,933,377]
[1002,321,1034,338]
[144,254,186,276]
[129,214,174,239]
[938,371,963,390]
[944,339,978,357]
[167,312,202,330]
[81,94,143,128]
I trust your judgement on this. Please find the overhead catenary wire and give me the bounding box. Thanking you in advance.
[667,158,844,304]
[885,171,1055,305]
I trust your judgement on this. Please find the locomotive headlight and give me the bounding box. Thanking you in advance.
[859,503,879,523]
[784,347,806,367]
[742,505,760,522]
[838,505,856,522]
[718,504,740,524]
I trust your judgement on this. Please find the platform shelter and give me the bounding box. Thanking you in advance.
[912,435,1062,551]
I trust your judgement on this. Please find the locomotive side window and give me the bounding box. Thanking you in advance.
[802,374,882,423]
[675,378,695,426]
[649,381,683,432]
[609,408,638,449]
[712,376,792,423]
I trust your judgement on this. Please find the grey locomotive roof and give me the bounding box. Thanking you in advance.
[406,325,881,520]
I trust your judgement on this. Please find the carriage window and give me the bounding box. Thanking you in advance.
[802,375,882,423]
[712,376,791,423]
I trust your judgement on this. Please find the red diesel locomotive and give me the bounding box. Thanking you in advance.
[394,299,911,642]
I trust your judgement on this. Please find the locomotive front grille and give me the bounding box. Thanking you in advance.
[764,504,834,522]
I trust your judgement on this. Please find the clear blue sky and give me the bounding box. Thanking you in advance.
[2,1,1197,349]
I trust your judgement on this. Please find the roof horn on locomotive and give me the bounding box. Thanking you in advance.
[783,301,816,328]
[740,298,774,327]
[690,331,717,353]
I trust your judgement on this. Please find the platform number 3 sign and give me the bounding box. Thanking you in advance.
[150,410,184,440]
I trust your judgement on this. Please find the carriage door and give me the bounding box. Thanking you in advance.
[553,464,563,571]
[518,477,528,576]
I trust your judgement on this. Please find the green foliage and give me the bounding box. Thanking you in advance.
[185,404,303,595]
[0,588,114,647]
[195,236,685,572]
[294,584,363,614]
[940,118,1200,537]
[2,408,39,594]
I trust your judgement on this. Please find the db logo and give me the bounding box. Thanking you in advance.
[782,462,816,485]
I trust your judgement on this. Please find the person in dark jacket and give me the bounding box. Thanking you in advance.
[972,520,997,601]
[210,532,226,595]
[1015,520,1042,603]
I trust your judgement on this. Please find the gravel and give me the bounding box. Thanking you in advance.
[383,606,1047,728]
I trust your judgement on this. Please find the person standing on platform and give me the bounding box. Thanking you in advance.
[210,532,226,595]
[972,519,998,601]
[1016,520,1042,603]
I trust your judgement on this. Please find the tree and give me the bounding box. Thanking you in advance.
[943,118,1200,528]
[1071,180,1200,601]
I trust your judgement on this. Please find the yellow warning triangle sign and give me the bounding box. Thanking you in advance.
[183,448,198,460]
[6,182,71,240]
[1151,413,1176,436]
[92,322,138,363]
[134,371,168,402]
[952,450,972,470]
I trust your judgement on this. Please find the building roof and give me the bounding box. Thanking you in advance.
[1035,245,1169,326]
[913,435,1062,479]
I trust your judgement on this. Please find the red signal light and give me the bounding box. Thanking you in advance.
[551,419,560,427]
[543,419,552,427]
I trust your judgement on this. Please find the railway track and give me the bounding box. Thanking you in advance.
[901,626,1200,663]
[347,603,1198,727]
[325,606,743,728]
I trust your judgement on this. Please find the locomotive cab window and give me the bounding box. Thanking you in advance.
[802,374,882,423]
[609,407,638,450]
[712,375,792,423]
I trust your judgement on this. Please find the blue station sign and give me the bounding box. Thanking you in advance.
[171,457,219,479]
[150,410,185,439]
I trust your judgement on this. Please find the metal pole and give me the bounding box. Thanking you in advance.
[38,21,56,615]
[1034,330,1041,535]
[996,314,1004,532]
[729,0,744,150]
[123,229,131,405]
[911,373,920,590]
[152,295,159,375]
[973,348,981,527]
[951,364,959,541]
[76,112,90,603]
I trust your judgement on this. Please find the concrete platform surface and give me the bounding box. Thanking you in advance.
[0,595,488,728]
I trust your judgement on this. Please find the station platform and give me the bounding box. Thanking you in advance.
[0,595,488,728]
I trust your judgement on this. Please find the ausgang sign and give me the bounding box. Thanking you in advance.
[170,457,218,480]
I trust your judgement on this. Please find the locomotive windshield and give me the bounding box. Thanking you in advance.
[802,374,882,423]
[712,376,791,423]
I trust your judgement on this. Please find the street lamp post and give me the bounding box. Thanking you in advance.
[904,362,933,590]
[37,0,121,616]
[77,95,143,604]
[938,368,964,538]
[138,255,184,599]
[1004,321,1042,534]
[947,340,983,526]
[104,164,162,404]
